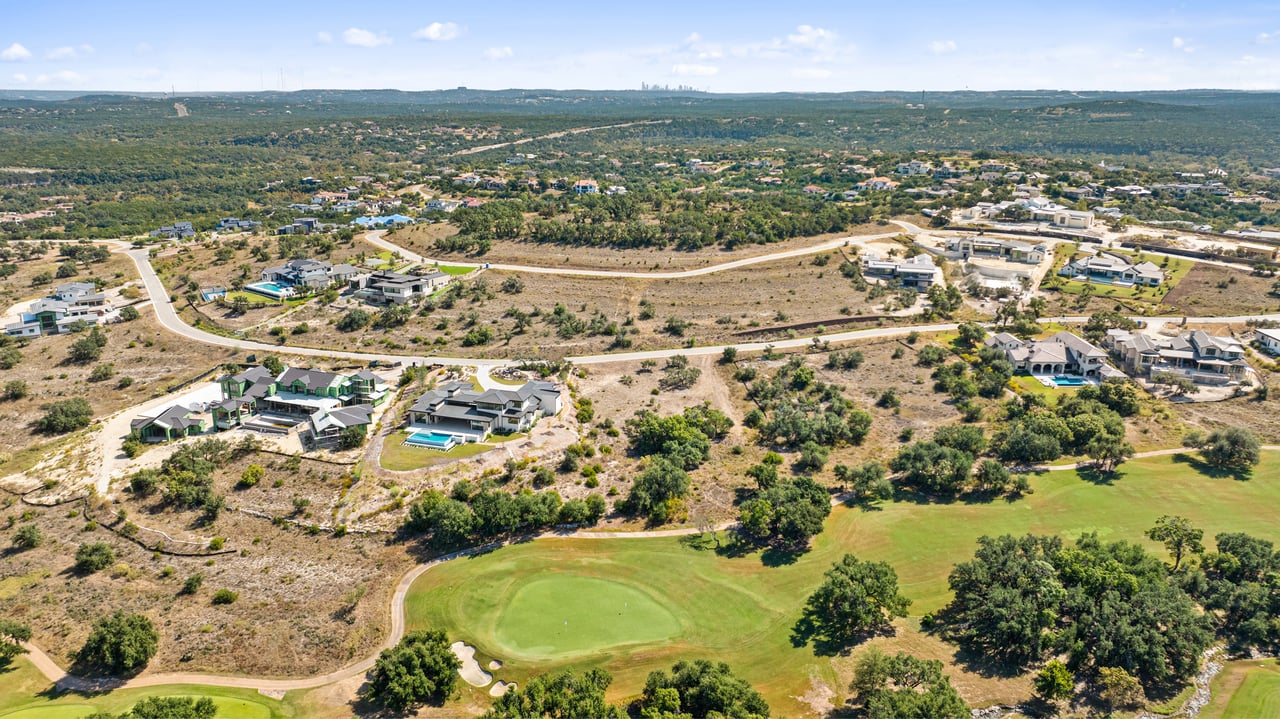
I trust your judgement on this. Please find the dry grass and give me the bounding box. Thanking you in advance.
[1161,264,1280,316]
[389,220,900,272]
[252,255,903,360]
[0,305,239,463]
[0,451,414,678]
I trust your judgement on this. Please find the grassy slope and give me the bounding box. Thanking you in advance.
[0,656,315,719]
[405,452,1280,717]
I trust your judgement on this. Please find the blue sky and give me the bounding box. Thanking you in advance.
[3,1,1280,92]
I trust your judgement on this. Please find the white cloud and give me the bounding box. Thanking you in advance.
[483,46,514,60]
[929,40,958,54]
[786,25,835,48]
[672,63,719,76]
[46,44,92,60]
[35,70,83,84]
[1257,31,1278,44]
[792,67,833,79]
[342,28,392,48]
[1171,36,1194,52]
[316,31,332,44]
[683,32,702,45]
[1,43,32,61]
[12,72,27,83]
[413,22,460,41]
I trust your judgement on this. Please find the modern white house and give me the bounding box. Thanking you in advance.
[1052,209,1096,230]
[1255,328,1280,355]
[350,269,450,305]
[408,380,562,442]
[260,259,359,292]
[947,237,1046,264]
[1058,252,1164,287]
[860,252,942,290]
[5,282,117,337]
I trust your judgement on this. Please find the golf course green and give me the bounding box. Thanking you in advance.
[494,575,681,660]
[405,451,1280,717]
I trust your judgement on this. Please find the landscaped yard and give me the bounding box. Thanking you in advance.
[405,451,1280,718]
[379,430,495,471]
[1046,249,1193,304]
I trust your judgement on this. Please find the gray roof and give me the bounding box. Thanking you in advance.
[131,404,202,432]
[229,366,277,385]
[277,367,343,392]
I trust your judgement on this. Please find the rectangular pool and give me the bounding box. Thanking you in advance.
[1053,375,1086,386]
[405,430,459,450]
[245,281,295,299]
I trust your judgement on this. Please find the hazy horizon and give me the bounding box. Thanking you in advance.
[4,1,1280,94]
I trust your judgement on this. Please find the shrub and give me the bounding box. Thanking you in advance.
[13,524,43,549]
[182,574,204,595]
[89,363,115,382]
[237,464,265,488]
[212,589,238,605]
[75,542,116,573]
[1,379,28,401]
[37,398,94,434]
[77,611,157,675]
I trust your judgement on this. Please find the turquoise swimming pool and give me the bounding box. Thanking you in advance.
[1053,375,1086,386]
[405,430,459,450]
[245,281,294,299]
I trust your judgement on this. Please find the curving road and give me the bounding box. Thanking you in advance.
[444,120,670,158]
[365,227,901,279]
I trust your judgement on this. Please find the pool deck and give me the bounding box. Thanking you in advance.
[1029,374,1100,389]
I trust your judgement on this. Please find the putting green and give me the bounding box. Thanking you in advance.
[1,706,98,719]
[493,575,681,659]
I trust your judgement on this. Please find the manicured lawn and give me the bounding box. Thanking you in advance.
[436,264,475,276]
[379,431,494,471]
[493,576,682,661]
[405,452,1280,717]
[1203,660,1280,719]
[1010,374,1081,398]
[0,657,293,719]
[1045,248,1192,305]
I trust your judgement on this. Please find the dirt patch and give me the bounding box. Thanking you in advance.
[1161,264,1280,316]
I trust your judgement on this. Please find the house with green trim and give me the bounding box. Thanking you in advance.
[130,405,207,443]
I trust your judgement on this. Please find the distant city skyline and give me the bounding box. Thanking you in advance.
[4,1,1280,93]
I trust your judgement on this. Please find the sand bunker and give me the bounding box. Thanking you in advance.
[490,680,517,697]
[488,660,503,670]
[450,641,493,687]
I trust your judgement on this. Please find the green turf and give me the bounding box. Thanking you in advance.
[1218,662,1280,719]
[437,264,475,275]
[405,451,1280,717]
[493,575,681,660]
[0,657,291,719]
[379,431,495,470]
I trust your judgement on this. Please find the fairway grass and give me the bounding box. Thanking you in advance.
[1203,660,1280,719]
[405,452,1280,717]
[494,575,681,660]
[0,657,294,719]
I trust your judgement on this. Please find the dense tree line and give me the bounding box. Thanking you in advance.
[941,533,1212,691]
[742,356,873,449]
[404,485,606,549]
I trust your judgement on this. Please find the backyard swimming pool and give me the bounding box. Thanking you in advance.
[1053,375,1086,386]
[405,430,460,450]
[245,281,294,299]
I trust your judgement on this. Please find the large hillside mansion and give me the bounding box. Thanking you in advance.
[1106,329,1250,386]
[985,331,1124,379]
[409,380,562,442]
[5,282,119,337]
[859,252,942,290]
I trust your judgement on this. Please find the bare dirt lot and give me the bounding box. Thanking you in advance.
[389,220,909,272]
